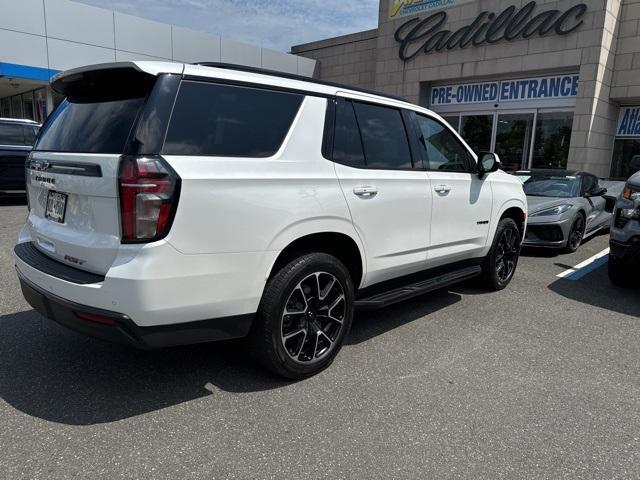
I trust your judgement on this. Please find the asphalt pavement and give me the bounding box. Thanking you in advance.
[1,198,639,479]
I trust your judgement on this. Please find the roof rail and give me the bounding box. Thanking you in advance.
[192,62,407,103]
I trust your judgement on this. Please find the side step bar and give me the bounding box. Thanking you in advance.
[355,265,482,310]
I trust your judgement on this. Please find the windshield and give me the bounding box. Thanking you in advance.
[515,173,580,198]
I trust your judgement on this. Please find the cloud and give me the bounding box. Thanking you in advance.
[77,0,379,51]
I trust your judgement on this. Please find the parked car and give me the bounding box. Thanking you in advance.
[0,118,40,195]
[514,169,624,252]
[608,171,640,286]
[14,62,527,379]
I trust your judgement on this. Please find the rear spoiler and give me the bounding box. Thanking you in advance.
[50,61,184,100]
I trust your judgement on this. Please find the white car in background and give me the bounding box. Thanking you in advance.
[14,62,527,378]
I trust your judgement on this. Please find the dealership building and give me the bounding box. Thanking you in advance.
[0,0,315,125]
[293,0,640,179]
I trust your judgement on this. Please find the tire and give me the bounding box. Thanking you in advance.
[564,213,585,253]
[608,254,632,287]
[479,218,521,291]
[248,252,354,380]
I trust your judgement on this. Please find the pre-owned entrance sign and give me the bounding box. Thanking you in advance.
[394,1,587,61]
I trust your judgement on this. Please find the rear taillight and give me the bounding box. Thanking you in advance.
[118,155,180,243]
[25,153,31,212]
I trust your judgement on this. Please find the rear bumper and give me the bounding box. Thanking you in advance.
[17,271,254,348]
[14,225,268,328]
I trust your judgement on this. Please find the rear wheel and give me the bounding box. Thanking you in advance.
[564,214,585,253]
[248,252,354,379]
[479,218,521,291]
[608,254,632,287]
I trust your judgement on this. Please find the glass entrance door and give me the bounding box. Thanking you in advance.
[531,111,573,169]
[494,113,534,171]
[460,114,493,153]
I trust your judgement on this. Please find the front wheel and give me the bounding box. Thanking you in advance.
[564,214,585,253]
[479,218,521,291]
[248,252,354,379]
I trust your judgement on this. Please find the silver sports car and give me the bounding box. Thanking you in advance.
[515,170,624,252]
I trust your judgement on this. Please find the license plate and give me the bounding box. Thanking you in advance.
[45,191,67,223]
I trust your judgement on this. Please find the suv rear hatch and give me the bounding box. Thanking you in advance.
[25,64,182,275]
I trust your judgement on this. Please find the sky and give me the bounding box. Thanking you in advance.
[78,0,380,52]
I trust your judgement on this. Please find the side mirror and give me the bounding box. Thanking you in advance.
[589,187,607,197]
[477,152,500,179]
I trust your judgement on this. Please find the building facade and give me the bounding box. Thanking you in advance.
[293,0,640,179]
[1,0,316,125]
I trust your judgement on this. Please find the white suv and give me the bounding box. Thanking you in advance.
[14,62,527,378]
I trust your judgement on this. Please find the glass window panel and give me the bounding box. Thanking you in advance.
[611,138,640,179]
[441,115,460,132]
[460,115,492,152]
[11,96,22,118]
[164,82,303,157]
[0,98,10,117]
[415,114,470,171]
[495,113,534,171]
[34,88,47,124]
[332,99,365,167]
[22,92,35,121]
[352,102,413,170]
[531,111,573,169]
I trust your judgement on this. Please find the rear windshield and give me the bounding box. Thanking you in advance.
[0,123,39,146]
[35,67,155,154]
[163,81,304,157]
[34,98,144,153]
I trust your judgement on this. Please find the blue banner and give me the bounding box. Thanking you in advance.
[431,74,579,107]
[389,0,473,19]
[617,107,640,137]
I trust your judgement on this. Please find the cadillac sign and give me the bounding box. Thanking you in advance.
[394,1,587,61]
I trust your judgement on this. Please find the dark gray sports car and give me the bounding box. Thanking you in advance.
[515,170,624,252]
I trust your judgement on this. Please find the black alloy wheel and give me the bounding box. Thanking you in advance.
[495,225,519,283]
[479,217,521,291]
[280,272,346,364]
[248,252,354,379]
[566,214,585,253]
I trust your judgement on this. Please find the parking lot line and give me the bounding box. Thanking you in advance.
[556,248,610,280]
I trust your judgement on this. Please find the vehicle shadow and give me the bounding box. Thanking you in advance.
[0,310,287,426]
[0,290,461,426]
[548,263,640,317]
[0,196,27,206]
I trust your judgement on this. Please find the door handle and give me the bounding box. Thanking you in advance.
[353,185,378,197]
[434,184,451,193]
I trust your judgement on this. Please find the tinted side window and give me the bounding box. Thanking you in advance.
[0,123,25,145]
[163,82,303,157]
[353,102,413,170]
[581,175,598,194]
[415,115,470,172]
[333,99,365,167]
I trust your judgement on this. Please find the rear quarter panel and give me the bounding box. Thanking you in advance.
[162,95,361,275]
